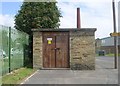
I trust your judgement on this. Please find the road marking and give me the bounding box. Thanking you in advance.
[20,70,39,84]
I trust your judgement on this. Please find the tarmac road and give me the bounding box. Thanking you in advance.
[20,56,118,84]
[96,56,114,69]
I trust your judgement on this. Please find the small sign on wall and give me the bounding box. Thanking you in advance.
[47,38,52,44]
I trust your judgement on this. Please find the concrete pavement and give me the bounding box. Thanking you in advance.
[21,56,118,84]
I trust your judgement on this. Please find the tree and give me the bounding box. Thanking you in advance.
[14,1,61,67]
[15,1,62,34]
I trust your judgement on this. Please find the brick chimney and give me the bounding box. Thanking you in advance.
[77,8,81,29]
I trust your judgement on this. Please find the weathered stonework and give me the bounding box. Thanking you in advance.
[32,29,96,70]
[70,30,95,70]
[33,32,42,69]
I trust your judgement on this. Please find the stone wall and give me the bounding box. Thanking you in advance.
[33,32,42,69]
[70,30,95,70]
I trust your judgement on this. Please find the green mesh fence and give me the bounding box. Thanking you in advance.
[0,25,2,86]
[1,26,9,75]
[10,28,29,71]
[1,25,29,75]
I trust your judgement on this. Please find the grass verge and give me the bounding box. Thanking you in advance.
[2,67,37,85]
[105,54,114,57]
[96,53,120,57]
[106,54,120,57]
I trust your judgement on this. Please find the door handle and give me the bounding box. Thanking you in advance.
[51,48,60,50]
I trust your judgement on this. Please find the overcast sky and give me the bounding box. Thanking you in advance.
[0,0,120,38]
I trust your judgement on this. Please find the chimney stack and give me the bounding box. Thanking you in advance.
[77,8,81,29]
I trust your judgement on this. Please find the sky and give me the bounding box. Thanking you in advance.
[119,1,120,32]
[0,0,120,39]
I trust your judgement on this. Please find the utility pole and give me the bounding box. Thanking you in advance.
[112,0,118,69]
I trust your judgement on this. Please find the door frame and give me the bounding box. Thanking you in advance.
[42,31,70,68]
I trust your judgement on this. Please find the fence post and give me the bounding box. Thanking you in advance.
[8,27,11,73]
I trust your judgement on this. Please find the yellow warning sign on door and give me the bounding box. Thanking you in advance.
[47,38,52,44]
[48,40,52,44]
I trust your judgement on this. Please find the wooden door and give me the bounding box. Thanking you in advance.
[43,32,69,68]
[56,33,69,68]
[43,33,56,68]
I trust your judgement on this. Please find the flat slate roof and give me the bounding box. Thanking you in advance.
[32,28,97,32]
